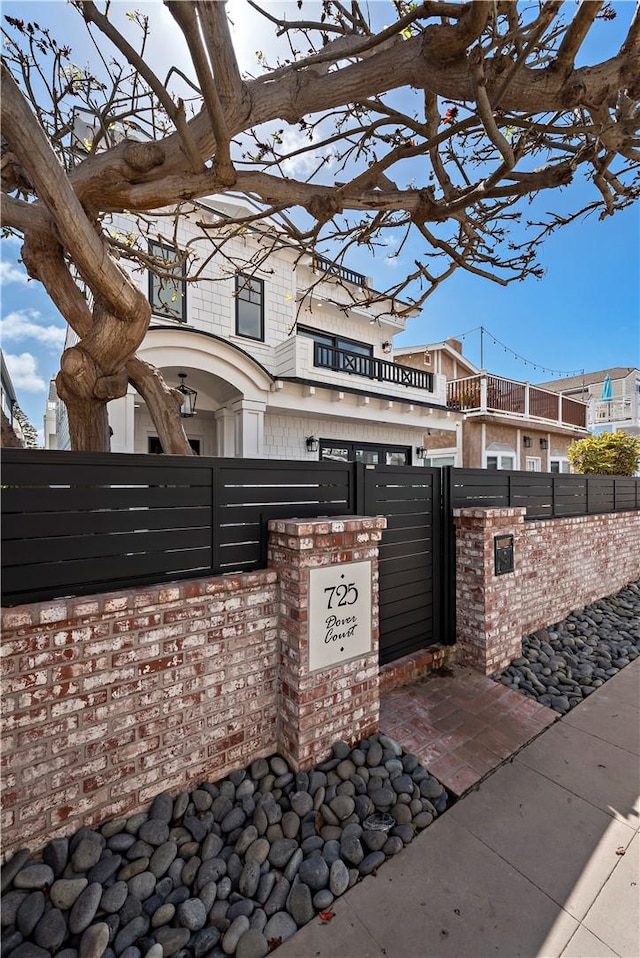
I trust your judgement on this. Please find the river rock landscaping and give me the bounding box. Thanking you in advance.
[1,732,449,958]
[494,581,640,714]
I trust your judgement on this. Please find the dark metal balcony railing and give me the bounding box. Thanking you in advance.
[312,254,367,288]
[446,374,587,428]
[313,343,434,392]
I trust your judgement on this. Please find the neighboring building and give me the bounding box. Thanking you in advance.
[1,351,25,448]
[537,367,640,438]
[47,196,462,462]
[395,339,589,471]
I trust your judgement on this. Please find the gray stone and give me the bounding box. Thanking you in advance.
[17,890,45,937]
[329,859,349,897]
[1,848,31,893]
[391,774,414,795]
[79,921,111,958]
[181,854,201,887]
[119,858,150,882]
[378,734,402,756]
[13,864,54,890]
[43,838,69,878]
[330,795,355,821]
[128,870,156,901]
[362,829,388,852]
[313,889,334,910]
[383,835,404,856]
[250,908,268,933]
[153,927,191,955]
[366,741,383,767]
[178,897,208,931]
[234,825,258,857]
[268,838,298,869]
[149,791,174,824]
[228,899,255,921]
[264,910,298,944]
[239,859,262,898]
[196,857,227,888]
[183,814,208,843]
[358,850,386,876]
[320,825,342,842]
[236,928,269,958]
[283,847,303,882]
[251,758,270,780]
[87,853,122,884]
[151,902,176,928]
[107,833,136,854]
[72,836,104,872]
[114,915,150,953]
[298,856,329,891]
[413,810,434,829]
[139,819,169,846]
[322,840,341,865]
[419,777,443,799]
[2,889,27,926]
[193,788,213,812]
[256,871,277,906]
[69,881,102,934]
[192,927,221,957]
[392,824,414,845]
[222,915,251,954]
[149,840,178,878]
[172,792,190,820]
[336,759,356,781]
[221,806,246,833]
[100,880,128,914]
[244,838,269,866]
[370,786,395,808]
[5,944,50,958]
[269,756,289,777]
[286,879,314,927]
[340,834,364,866]
[263,876,290,916]
[281,811,301,839]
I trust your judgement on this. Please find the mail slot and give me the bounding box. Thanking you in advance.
[494,534,514,576]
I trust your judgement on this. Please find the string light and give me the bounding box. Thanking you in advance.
[449,325,583,379]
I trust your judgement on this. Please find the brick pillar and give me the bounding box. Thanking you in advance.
[268,516,386,770]
[453,507,526,675]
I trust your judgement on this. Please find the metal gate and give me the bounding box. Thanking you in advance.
[363,465,443,665]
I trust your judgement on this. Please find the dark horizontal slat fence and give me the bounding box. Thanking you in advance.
[448,467,640,519]
[1,451,355,606]
[2,453,638,610]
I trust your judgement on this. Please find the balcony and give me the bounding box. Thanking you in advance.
[312,254,367,287]
[592,398,635,425]
[273,336,447,406]
[447,374,587,429]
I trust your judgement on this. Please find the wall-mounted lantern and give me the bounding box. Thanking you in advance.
[176,373,197,417]
[540,438,549,450]
[494,534,514,576]
[382,341,392,354]
[523,435,532,448]
[306,436,319,453]
[415,447,428,460]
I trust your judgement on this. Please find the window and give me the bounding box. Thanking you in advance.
[149,437,200,455]
[550,458,571,474]
[487,455,515,470]
[236,274,264,340]
[525,457,541,472]
[319,440,410,465]
[298,327,373,375]
[426,455,456,468]
[148,241,186,322]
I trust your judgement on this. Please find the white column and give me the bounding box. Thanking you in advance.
[214,406,236,458]
[455,420,463,467]
[231,399,266,458]
[108,391,136,453]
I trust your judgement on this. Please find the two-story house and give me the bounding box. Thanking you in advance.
[537,368,640,439]
[395,339,589,471]
[48,196,461,461]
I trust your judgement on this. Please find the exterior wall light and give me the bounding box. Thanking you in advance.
[523,436,532,448]
[176,373,197,417]
[306,436,319,453]
[382,341,392,354]
[415,447,429,460]
[540,438,549,449]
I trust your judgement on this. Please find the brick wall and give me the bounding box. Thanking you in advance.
[1,516,385,862]
[1,572,279,860]
[454,508,640,674]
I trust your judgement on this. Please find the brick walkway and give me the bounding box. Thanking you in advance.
[380,665,557,796]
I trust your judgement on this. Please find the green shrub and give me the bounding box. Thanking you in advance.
[567,431,640,476]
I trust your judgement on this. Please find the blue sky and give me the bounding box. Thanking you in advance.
[1,1,638,439]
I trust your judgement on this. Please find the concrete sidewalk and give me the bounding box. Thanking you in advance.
[277,658,640,958]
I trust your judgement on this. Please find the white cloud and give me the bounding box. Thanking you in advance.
[0,260,28,285]
[3,353,47,392]
[1,309,66,350]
